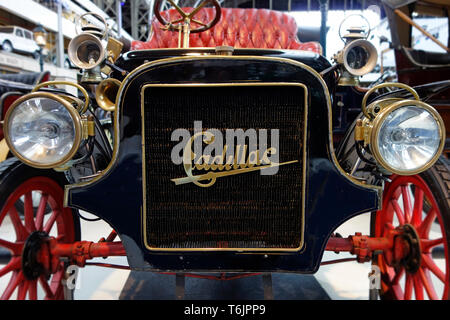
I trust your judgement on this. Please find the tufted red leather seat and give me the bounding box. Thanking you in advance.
[131,8,322,54]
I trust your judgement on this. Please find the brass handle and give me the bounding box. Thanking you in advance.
[338,13,371,42]
[76,12,109,39]
[32,81,90,113]
[361,82,420,119]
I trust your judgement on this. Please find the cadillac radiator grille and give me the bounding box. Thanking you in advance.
[141,84,307,251]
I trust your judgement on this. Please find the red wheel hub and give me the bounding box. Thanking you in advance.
[375,174,449,300]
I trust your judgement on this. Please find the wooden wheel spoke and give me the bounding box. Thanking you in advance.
[391,199,406,225]
[53,281,64,299]
[1,271,24,300]
[413,274,424,300]
[24,192,36,233]
[35,193,48,231]
[8,207,29,241]
[404,274,413,300]
[411,188,424,227]
[50,268,64,299]
[421,238,444,253]
[422,254,445,283]
[43,209,60,234]
[392,267,404,285]
[0,238,23,255]
[418,267,438,300]
[39,275,54,299]
[417,208,437,238]
[0,257,21,278]
[401,185,412,223]
[17,280,29,300]
[29,280,37,300]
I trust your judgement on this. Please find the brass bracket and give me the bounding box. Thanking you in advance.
[87,115,95,137]
[355,118,372,147]
[81,116,89,140]
[81,115,95,139]
[355,119,364,142]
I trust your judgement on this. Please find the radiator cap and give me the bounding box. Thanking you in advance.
[215,46,234,56]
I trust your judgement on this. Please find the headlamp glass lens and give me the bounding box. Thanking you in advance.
[7,97,77,166]
[377,105,441,172]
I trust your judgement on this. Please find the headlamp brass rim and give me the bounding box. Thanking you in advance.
[370,99,446,176]
[3,92,83,169]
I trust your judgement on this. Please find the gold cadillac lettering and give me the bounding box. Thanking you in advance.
[170,121,298,187]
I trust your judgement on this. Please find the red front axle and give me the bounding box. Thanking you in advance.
[325,225,417,267]
[36,239,126,274]
[31,226,415,275]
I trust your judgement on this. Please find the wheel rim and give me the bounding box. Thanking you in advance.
[375,174,449,300]
[2,42,12,52]
[0,177,76,300]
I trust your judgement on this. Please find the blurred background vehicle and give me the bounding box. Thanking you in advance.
[0,26,40,59]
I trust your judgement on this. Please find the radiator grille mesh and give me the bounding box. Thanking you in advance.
[142,85,306,249]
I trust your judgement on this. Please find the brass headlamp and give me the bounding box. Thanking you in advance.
[356,83,446,175]
[3,82,93,169]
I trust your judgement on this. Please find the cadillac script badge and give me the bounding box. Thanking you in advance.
[170,121,298,187]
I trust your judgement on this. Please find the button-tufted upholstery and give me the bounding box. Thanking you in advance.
[132,8,322,54]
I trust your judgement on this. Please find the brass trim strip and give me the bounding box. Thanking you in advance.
[141,82,308,252]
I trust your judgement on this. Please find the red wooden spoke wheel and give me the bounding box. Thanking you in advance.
[374,165,450,300]
[0,158,79,300]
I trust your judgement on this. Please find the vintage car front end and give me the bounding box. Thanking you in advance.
[0,2,448,300]
[66,51,384,272]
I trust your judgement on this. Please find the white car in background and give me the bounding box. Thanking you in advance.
[0,26,40,59]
